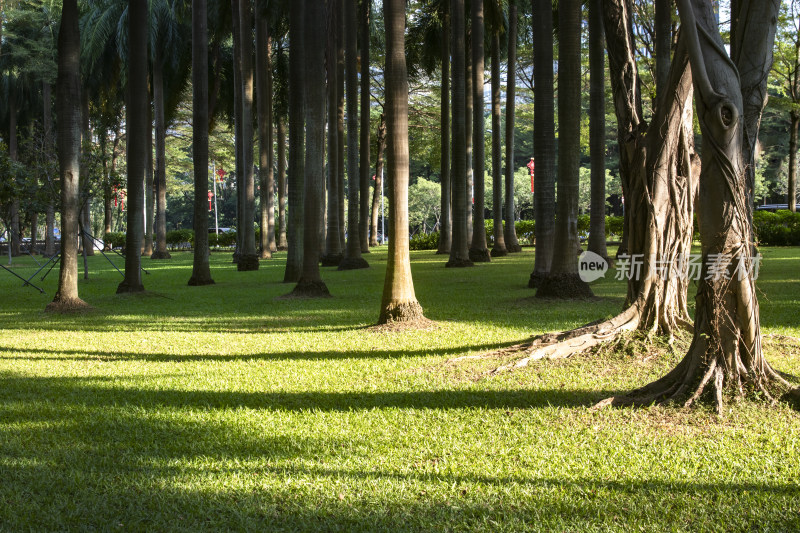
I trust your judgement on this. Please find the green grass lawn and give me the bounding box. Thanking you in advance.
[0,246,798,532]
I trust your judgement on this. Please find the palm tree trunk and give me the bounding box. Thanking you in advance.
[587,0,609,262]
[283,0,305,283]
[47,0,87,310]
[237,0,259,270]
[144,89,154,257]
[276,115,288,249]
[256,8,273,259]
[117,0,147,293]
[465,25,473,246]
[188,0,214,286]
[446,0,473,268]
[340,0,369,270]
[337,8,346,254]
[468,0,490,262]
[289,0,330,297]
[536,0,593,299]
[152,49,171,259]
[528,0,556,286]
[790,111,799,212]
[43,81,56,257]
[79,92,95,258]
[490,21,507,257]
[437,2,452,255]
[379,0,425,324]
[504,2,521,253]
[369,115,386,247]
[323,0,343,267]
[8,90,20,259]
[231,0,244,263]
[358,0,372,253]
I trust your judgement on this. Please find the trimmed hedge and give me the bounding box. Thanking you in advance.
[753,210,800,246]
[103,232,126,249]
[410,232,440,251]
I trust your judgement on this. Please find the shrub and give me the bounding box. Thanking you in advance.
[166,229,194,249]
[515,220,535,245]
[753,210,800,246]
[217,230,237,247]
[410,231,440,250]
[103,232,126,249]
[605,216,623,238]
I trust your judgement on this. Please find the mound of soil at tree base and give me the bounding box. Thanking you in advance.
[469,248,491,262]
[528,271,546,289]
[44,298,91,313]
[150,251,171,260]
[445,258,475,268]
[237,254,260,271]
[320,253,343,267]
[187,275,215,286]
[491,245,509,257]
[338,257,369,271]
[377,300,427,325]
[535,273,594,299]
[282,279,332,299]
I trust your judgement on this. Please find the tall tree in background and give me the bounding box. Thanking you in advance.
[47,0,88,311]
[446,0,472,268]
[436,0,451,255]
[188,0,214,286]
[359,0,372,253]
[323,0,343,267]
[117,0,147,293]
[151,13,170,260]
[586,0,609,262]
[489,12,506,257]
[468,0,489,262]
[283,0,304,282]
[340,0,369,270]
[536,0,592,299]
[255,0,274,259]
[654,0,672,98]
[378,0,425,324]
[528,0,555,286]
[504,1,520,253]
[369,114,386,247]
[237,0,259,270]
[289,0,329,297]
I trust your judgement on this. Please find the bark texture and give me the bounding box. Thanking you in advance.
[152,50,171,260]
[437,3,452,255]
[503,2,521,254]
[468,0,490,263]
[359,0,372,253]
[490,29,507,257]
[587,0,609,262]
[369,115,386,247]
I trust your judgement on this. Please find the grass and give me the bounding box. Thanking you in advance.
[0,246,799,532]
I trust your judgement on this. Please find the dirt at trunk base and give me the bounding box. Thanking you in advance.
[536,273,594,299]
[45,297,91,313]
[237,254,260,271]
[284,279,331,299]
[187,276,215,286]
[378,300,426,325]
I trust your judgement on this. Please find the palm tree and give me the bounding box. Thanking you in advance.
[369,114,386,247]
[46,0,88,311]
[117,0,147,293]
[378,0,425,324]
[289,0,329,297]
[255,0,274,259]
[468,0,489,262]
[358,0,372,253]
[188,0,215,286]
[535,0,592,299]
[151,41,171,259]
[489,1,507,257]
[436,0,451,255]
[339,0,369,270]
[586,0,609,262]
[322,0,343,267]
[503,0,520,253]
[282,0,304,283]
[446,0,472,268]
[237,0,259,270]
[528,0,554,287]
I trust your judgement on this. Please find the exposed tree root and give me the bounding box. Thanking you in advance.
[45,297,91,313]
[337,257,370,271]
[378,300,425,325]
[468,248,491,263]
[236,254,260,271]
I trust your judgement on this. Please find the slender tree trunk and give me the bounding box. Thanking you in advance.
[369,115,386,247]
[465,27,473,246]
[43,82,56,257]
[536,0,593,299]
[529,0,555,286]
[358,0,372,253]
[277,115,288,249]
[232,0,244,263]
[655,0,672,100]
[337,6,346,254]
[79,92,94,258]
[323,0,343,266]
[256,9,273,259]
[340,0,369,270]
[504,2,521,253]
[289,0,330,297]
[437,2,452,255]
[469,0,490,262]
[283,0,305,282]
[9,90,20,259]
[587,0,609,262]
[447,0,473,268]
[151,50,171,259]
[144,89,154,257]
[790,111,799,212]
[490,27,507,257]
[188,0,214,286]
[378,0,425,324]
[47,0,87,310]
[117,0,147,293]
[237,0,259,270]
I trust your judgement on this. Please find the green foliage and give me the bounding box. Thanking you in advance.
[409,231,440,251]
[103,232,125,249]
[753,210,800,246]
[165,229,194,249]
